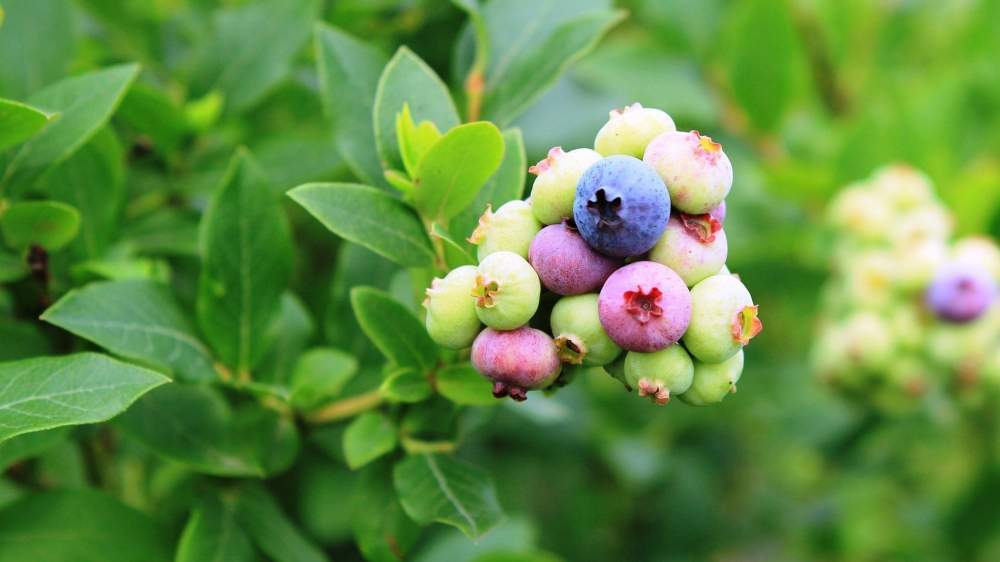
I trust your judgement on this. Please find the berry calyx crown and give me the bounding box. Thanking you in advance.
[472,275,500,308]
[680,212,723,243]
[467,204,493,244]
[637,378,671,405]
[732,304,762,345]
[624,286,664,323]
[692,130,722,152]
[554,335,587,364]
[608,102,643,119]
[529,146,566,175]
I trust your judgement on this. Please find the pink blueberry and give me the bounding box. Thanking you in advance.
[598,261,692,353]
[643,130,733,215]
[648,213,728,287]
[528,219,623,295]
[471,326,562,401]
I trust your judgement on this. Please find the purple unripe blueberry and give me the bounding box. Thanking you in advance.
[550,293,623,367]
[471,326,562,402]
[709,200,726,224]
[925,261,997,323]
[528,147,603,225]
[649,213,728,287]
[573,155,671,258]
[467,200,542,261]
[623,344,694,405]
[594,103,677,159]
[643,130,732,215]
[473,251,541,330]
[598,261,692,353]
[424,265,482,349]
[678,349,744,406]
[682,274,762,364]
[528,219,622,295]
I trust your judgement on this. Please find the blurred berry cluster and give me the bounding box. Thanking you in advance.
[424,104,761,405]
[814,165,1000,411]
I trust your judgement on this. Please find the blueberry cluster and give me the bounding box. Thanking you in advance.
[814,165,1000,410]
[424,104,762,404]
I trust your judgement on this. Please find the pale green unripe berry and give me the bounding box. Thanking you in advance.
[682,274,761,364]
[842,250,896,311]
[424,265,482,349]
[624,344,694,404]
[888,206,952,248]
[528,147,602,225]
[594,103,676,159]
[927,304,1000,370]
[892,241,946,292]
[840,310,895,372]
[870,164,935,212]
[826,185,893,243]
[550,294,622,367]
[952,235,1000,280]
[473,251,541,330]
[602,352,630,391]
[678,349,744,405]
[467,200,542,261]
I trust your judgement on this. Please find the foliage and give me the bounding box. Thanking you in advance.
[2,0,1000,561]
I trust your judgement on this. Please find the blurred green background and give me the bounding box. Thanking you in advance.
[6,0,1000,560]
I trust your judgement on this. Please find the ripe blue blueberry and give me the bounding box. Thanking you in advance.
[925,261,997,323]
[573,155,671,258]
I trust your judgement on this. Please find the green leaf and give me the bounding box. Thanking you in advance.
[288,182,436,268]
[0,353,168,442]
[290,347,358,411]
[236,403,300,476]
[413,122,504,224]
[325,242,401,364]
[384,168,415,194]
[350,287,439,372]
[0,489,172,562]
[431,222,477,268]
[1,63,139,192]
[114,384,271,477]
[176,497,255,562]
[0,250,27,283]
[394,453,505,541]
[450,127,527,246]
[374,47,461,173]
[256,292,316,385]
[397,103,443,178]
[115,82,187,160]
[40,126,124,259]
[380,367,434,403]
[0,201,80,251]
[437,364,496,406]
[724,0,798,132]
[0,0,76,101]
[352,459,422,562]
[233,484,329,562]
[481,10,625,127]
[42,279,219,382]
[198,149,293,375]
[343,411,399,470]
[188,0,318,111]
[0,322,52,361]
[315,23,390,189]
[0,99,50,153]
[0,427,70,471]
